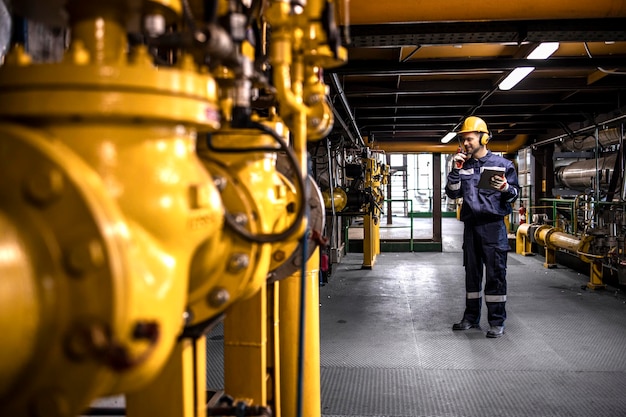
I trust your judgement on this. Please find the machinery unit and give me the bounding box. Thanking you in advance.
[0,0,347,416]
[517,127,626,289]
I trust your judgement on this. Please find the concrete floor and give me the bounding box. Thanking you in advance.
[319,249,626,417]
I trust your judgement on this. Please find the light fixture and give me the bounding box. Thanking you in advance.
[498,42,559,90]
[441,132,456,143]
[498,67,535,91]
[527,42,560,60]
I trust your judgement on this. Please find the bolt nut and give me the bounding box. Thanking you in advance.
[213,176,227,192]
[232,213,248,227]
[64,240,105,277]
[227,253,249,273]
[207,287,231,307]
[273,250,286,262]
[182,308,194,325]
[23,168,64,206]
[307,94,321,105]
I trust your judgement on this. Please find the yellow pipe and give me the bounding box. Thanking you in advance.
[224,284,268,404]
[535,225,585,253]
[347,0,626,25]
[126,337,207,417]
[0,4,222,414]
[515,223,533,255]
[368,134,528,154]
[70,6,127,65]
[279,248,321,417]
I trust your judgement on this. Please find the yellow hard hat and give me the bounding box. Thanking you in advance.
[458,116,489,134]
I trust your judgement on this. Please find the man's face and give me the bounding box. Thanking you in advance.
[461,132,482,156]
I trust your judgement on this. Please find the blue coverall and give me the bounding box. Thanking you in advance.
[445,150,519,326]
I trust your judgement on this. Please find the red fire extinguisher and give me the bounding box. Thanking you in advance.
[519,204,526,224]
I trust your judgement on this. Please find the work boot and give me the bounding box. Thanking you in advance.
[452,319,480,331]
[486,325,505,338]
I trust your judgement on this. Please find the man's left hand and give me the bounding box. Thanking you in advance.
[489,174,509,192]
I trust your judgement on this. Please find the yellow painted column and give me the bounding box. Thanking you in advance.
[363,214,377,269]
[223,284,268,404]
[126,337,207,417]
[278,248,321,417]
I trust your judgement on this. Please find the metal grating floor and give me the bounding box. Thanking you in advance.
[319,250,626,417]
[204,219,626,417]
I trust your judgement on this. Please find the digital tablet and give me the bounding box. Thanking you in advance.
[478,167,506,189]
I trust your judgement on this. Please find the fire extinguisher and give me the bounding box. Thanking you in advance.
[519,204,526,224]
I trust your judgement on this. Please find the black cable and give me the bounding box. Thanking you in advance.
[208,122,307,243]
[181,0,198,33]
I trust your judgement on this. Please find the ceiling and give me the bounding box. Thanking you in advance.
[327,1,626,152]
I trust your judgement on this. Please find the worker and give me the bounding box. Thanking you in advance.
[445,116,519,338]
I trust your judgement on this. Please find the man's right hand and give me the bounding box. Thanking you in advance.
[453,153,468,169]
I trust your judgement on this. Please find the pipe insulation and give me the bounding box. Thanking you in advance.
[555,153,617,190]
[558,128,622,152]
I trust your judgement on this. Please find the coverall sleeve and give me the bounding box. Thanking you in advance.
[501,164,519,204]
[445,169,462,199]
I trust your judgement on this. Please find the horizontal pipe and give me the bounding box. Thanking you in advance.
[368,134,527,154]
[535,225,585,253]
[532,114,626,148]
[556,154,616,190]
[558,128,621,152]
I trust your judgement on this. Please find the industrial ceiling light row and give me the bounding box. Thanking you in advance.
[440,42,560,143]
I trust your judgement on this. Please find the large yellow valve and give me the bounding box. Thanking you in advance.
[0,1,229,415]
[191,121,301,324]
[0,0,345,415]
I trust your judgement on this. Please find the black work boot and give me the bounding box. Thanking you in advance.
[452,319,480,330]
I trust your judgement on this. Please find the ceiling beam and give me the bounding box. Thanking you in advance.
[347,19,626,47]
[331,58,626,75]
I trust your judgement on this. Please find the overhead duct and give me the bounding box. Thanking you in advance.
[368,134,528,154]
[555,153,617,190]
[557,128,622,152]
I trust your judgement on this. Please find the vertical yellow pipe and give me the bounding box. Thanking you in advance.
[126,337,207,417]
[279,247,321,417]
[268,282,282,417]
[373,210,380,255]
[223,284,268,404]
[363,214,375,269]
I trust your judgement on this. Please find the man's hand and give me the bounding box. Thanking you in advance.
[489,174,509,192]
[453,153,468,169]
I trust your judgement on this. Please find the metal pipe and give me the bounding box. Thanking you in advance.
[329,73,366,147]
[557,127,622,152]
[535,225,585,253]
[555,154,616,190]
[369,134,528,153]
[532,114,626,148]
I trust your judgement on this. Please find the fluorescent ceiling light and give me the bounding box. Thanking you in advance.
[441,132,456,143]
[498,67,535,90]
[498,42,559,91]
[527,42,560,60]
